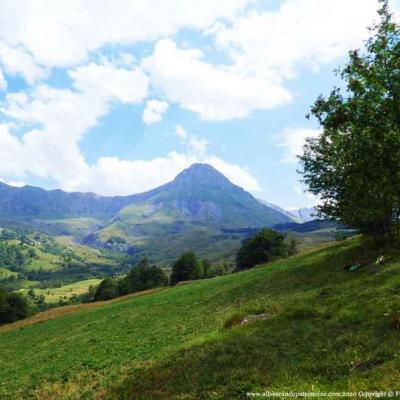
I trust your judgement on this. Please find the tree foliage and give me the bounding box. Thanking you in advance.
[170,252,202,285]
[93,277,119,301]
[93,257,168,301]
[299,1,400,240]
[0,287,29,325]
[236,228,289,271]
[118,257,168,295]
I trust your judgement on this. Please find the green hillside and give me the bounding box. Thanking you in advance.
[1,236,399,399]
[19,278,102,304]
[0,229,122,291]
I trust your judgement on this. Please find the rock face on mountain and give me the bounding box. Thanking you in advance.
[127,163,291,227]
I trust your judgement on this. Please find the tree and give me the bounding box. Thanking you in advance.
[201,259,211,278]
[236,228,288,271]
[93,277,119,301]
[299,1,400,241]
[170,252,202,285]
[287,238,298,256]
[118,257,168,295]
[206,262,233,278]
[0,287,29,325]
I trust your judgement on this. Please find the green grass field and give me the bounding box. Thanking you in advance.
[1,237,400,399]
[19,279,101,303]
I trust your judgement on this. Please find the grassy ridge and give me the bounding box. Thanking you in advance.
[1,237,400,399]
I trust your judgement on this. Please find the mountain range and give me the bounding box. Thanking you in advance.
[0,164,305,264]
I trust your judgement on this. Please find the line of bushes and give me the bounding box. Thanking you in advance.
[93,228,296,302]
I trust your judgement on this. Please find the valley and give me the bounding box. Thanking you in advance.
[0,164,345,298]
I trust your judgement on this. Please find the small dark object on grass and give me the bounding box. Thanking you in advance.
[345,263,363,272]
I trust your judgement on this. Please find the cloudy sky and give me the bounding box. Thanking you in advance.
[0,0,399,209]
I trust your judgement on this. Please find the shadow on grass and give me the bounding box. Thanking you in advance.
[108,315,395,400]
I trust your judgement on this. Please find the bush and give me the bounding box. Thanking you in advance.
[93,277,119,301]
[205,262,233,278]
[236,228,288,271]
[0,287,29,325]
[170,252,202,285]
[92,258,168,302]
[118,257,168,295]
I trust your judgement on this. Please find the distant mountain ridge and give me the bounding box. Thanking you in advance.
[137,163,291,226]
[0,164,293,264]
[288,207,316,223]
[257,200,316,223]
[0,164,291,225]
[0,181,136,218]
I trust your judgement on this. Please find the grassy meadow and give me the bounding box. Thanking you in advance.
[19,279,101,303]
[1,237,400,399]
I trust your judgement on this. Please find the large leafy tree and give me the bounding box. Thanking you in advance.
[119,257,168,295]
[236,228,288,271]
[93,277,119,301]
[299,1,400,240]
[0,287,29,325]
[170,252,202,285]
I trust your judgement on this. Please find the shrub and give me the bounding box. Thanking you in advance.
[170,252,202,285]
[236,228,288,270]
[118,257,168,295]
[0,287,29,325]
[93,277,119,301]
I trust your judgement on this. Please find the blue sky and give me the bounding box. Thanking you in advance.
[0,0,398,209]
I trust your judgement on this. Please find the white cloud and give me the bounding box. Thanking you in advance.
[70,63,149,104]
[280,127,321,163]
[0,178,27,188]
[143,39,292,120]
[2,63,148,137]
[0,61,149,183]
[213,0,389,82]
[63,152,261,196]
[0,42,47,84]
[140,2,400,121]
[142,100,169,124]
[293,183,319,208]
[0,0,249,72]
[0,124,26,176]
[204,157,261,192]
[175,124,188,140]
[174,124,208,157]
[0,0,397,89]
[0,109,259,197]
[0,67,7,90]
[63,152,195,195]
[0,0,398,199]
[189,136,208,156]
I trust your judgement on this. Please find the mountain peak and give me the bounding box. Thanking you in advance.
[173,163,231,187]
